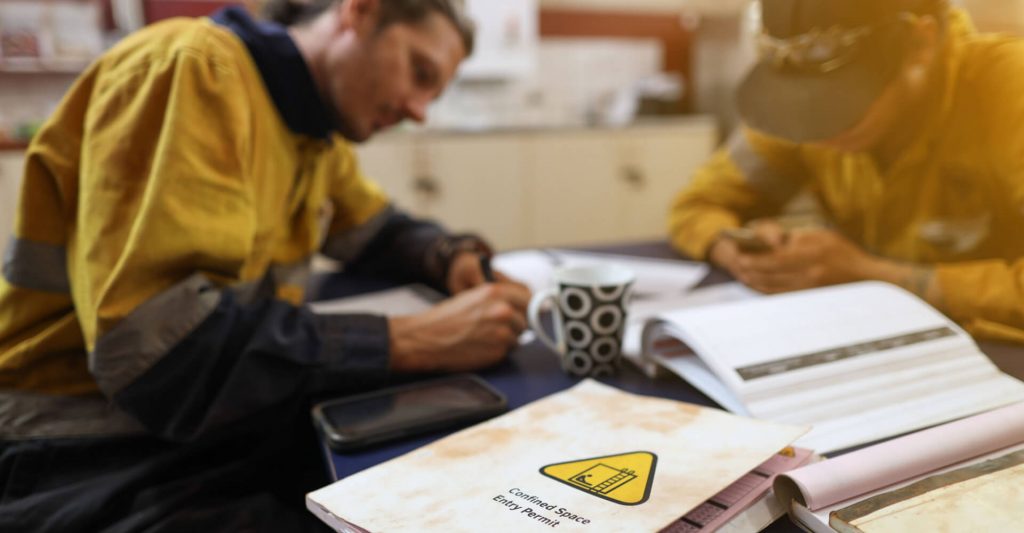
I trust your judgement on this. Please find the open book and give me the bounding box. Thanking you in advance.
[307,380,807,533]
[773,401,1024,532]
[635,281,1024,453]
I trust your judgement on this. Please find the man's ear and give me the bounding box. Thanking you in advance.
[901,15,940,86]
[337,0,380,36]
[909,15,940,67]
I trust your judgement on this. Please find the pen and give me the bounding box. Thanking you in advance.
[479,254,495,283]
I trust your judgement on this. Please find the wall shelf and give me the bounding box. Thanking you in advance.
[0,59,92,74]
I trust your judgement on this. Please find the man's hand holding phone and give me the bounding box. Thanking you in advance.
[710,220,787,289]
[711,220,882,294]
[712,220,787,260]
[719,227,775,253]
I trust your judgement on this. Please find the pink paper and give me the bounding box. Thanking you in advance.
[777,401,1024,511]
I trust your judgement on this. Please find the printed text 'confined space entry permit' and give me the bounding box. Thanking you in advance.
[305,380,806,533]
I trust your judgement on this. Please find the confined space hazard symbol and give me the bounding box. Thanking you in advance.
[540,451,657,506]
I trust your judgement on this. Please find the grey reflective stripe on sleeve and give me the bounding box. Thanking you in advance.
[2,237,70,293]
[223,278,262,307]
[0,390,145,439]
[321,204,395,263]
[726,129,806,208]
[272,260,311,290]
[90,273,221,397]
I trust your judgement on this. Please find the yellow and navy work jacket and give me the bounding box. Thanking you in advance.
[0,8,456,440]
[670,10,1024,343]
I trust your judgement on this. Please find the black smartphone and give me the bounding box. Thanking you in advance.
[720,227,773,253]
[312,374,508,452]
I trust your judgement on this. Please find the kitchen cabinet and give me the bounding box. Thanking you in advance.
[360,135,532,249]
[356,117,718,250]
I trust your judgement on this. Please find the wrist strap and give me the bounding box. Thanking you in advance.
[427,234,493,289]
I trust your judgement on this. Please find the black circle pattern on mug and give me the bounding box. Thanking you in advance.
[590,337,619,363]
[590,305,623,335]
[565,350,593,375]
[565,320,593,348]
[556,281,632,377]
[560,287,592,319]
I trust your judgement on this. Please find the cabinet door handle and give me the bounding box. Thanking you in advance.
[621,166,646,190]
[412,175,440,198]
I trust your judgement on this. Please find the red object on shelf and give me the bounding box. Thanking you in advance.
[143,0,242,23]
[101,0,116,31]
[0,140,30,151]
[0,30,42,59]
[539,9,695,113]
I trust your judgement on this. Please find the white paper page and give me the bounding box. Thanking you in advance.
[493,249,709,297]
[749,342,994,421]
[790,372,1024,453]
[654,351,750,416]
[309,285,438,316]
[553,250,709,297]
[622,282,761,358]
[654,282,955,375]
[640,282,1024,452]
[491,250,558,295]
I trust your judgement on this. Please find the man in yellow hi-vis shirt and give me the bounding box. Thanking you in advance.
[670,0,1024,343]
[0,0,530,531]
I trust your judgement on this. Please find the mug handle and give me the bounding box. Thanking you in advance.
[527,288,564,355]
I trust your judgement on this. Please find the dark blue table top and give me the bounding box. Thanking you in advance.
[322,330,718,480]
[309,241,726,478]
[308,240,1024,533]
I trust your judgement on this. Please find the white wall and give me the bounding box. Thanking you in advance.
[428,38,663,130]
[0,74,74,141]
[539,0,749,16]
[0,153,24,255]
[691,10,757,137]
[956,0,1024,34]
[536,0,758,137]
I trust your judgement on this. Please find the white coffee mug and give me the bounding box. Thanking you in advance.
[527,264,634,377]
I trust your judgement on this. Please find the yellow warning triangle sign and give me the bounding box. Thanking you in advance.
[540,451,657,506]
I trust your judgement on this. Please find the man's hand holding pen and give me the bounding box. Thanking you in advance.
[389,251,532,373]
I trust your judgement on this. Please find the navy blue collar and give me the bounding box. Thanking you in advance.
[212,6,335,140]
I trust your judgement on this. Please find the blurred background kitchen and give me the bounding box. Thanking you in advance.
[0,0,1020,255]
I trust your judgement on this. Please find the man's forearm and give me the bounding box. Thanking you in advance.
[861,256,943,308]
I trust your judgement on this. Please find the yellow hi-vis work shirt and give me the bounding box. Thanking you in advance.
[0,16,389,400]
[669,10,1024,343]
